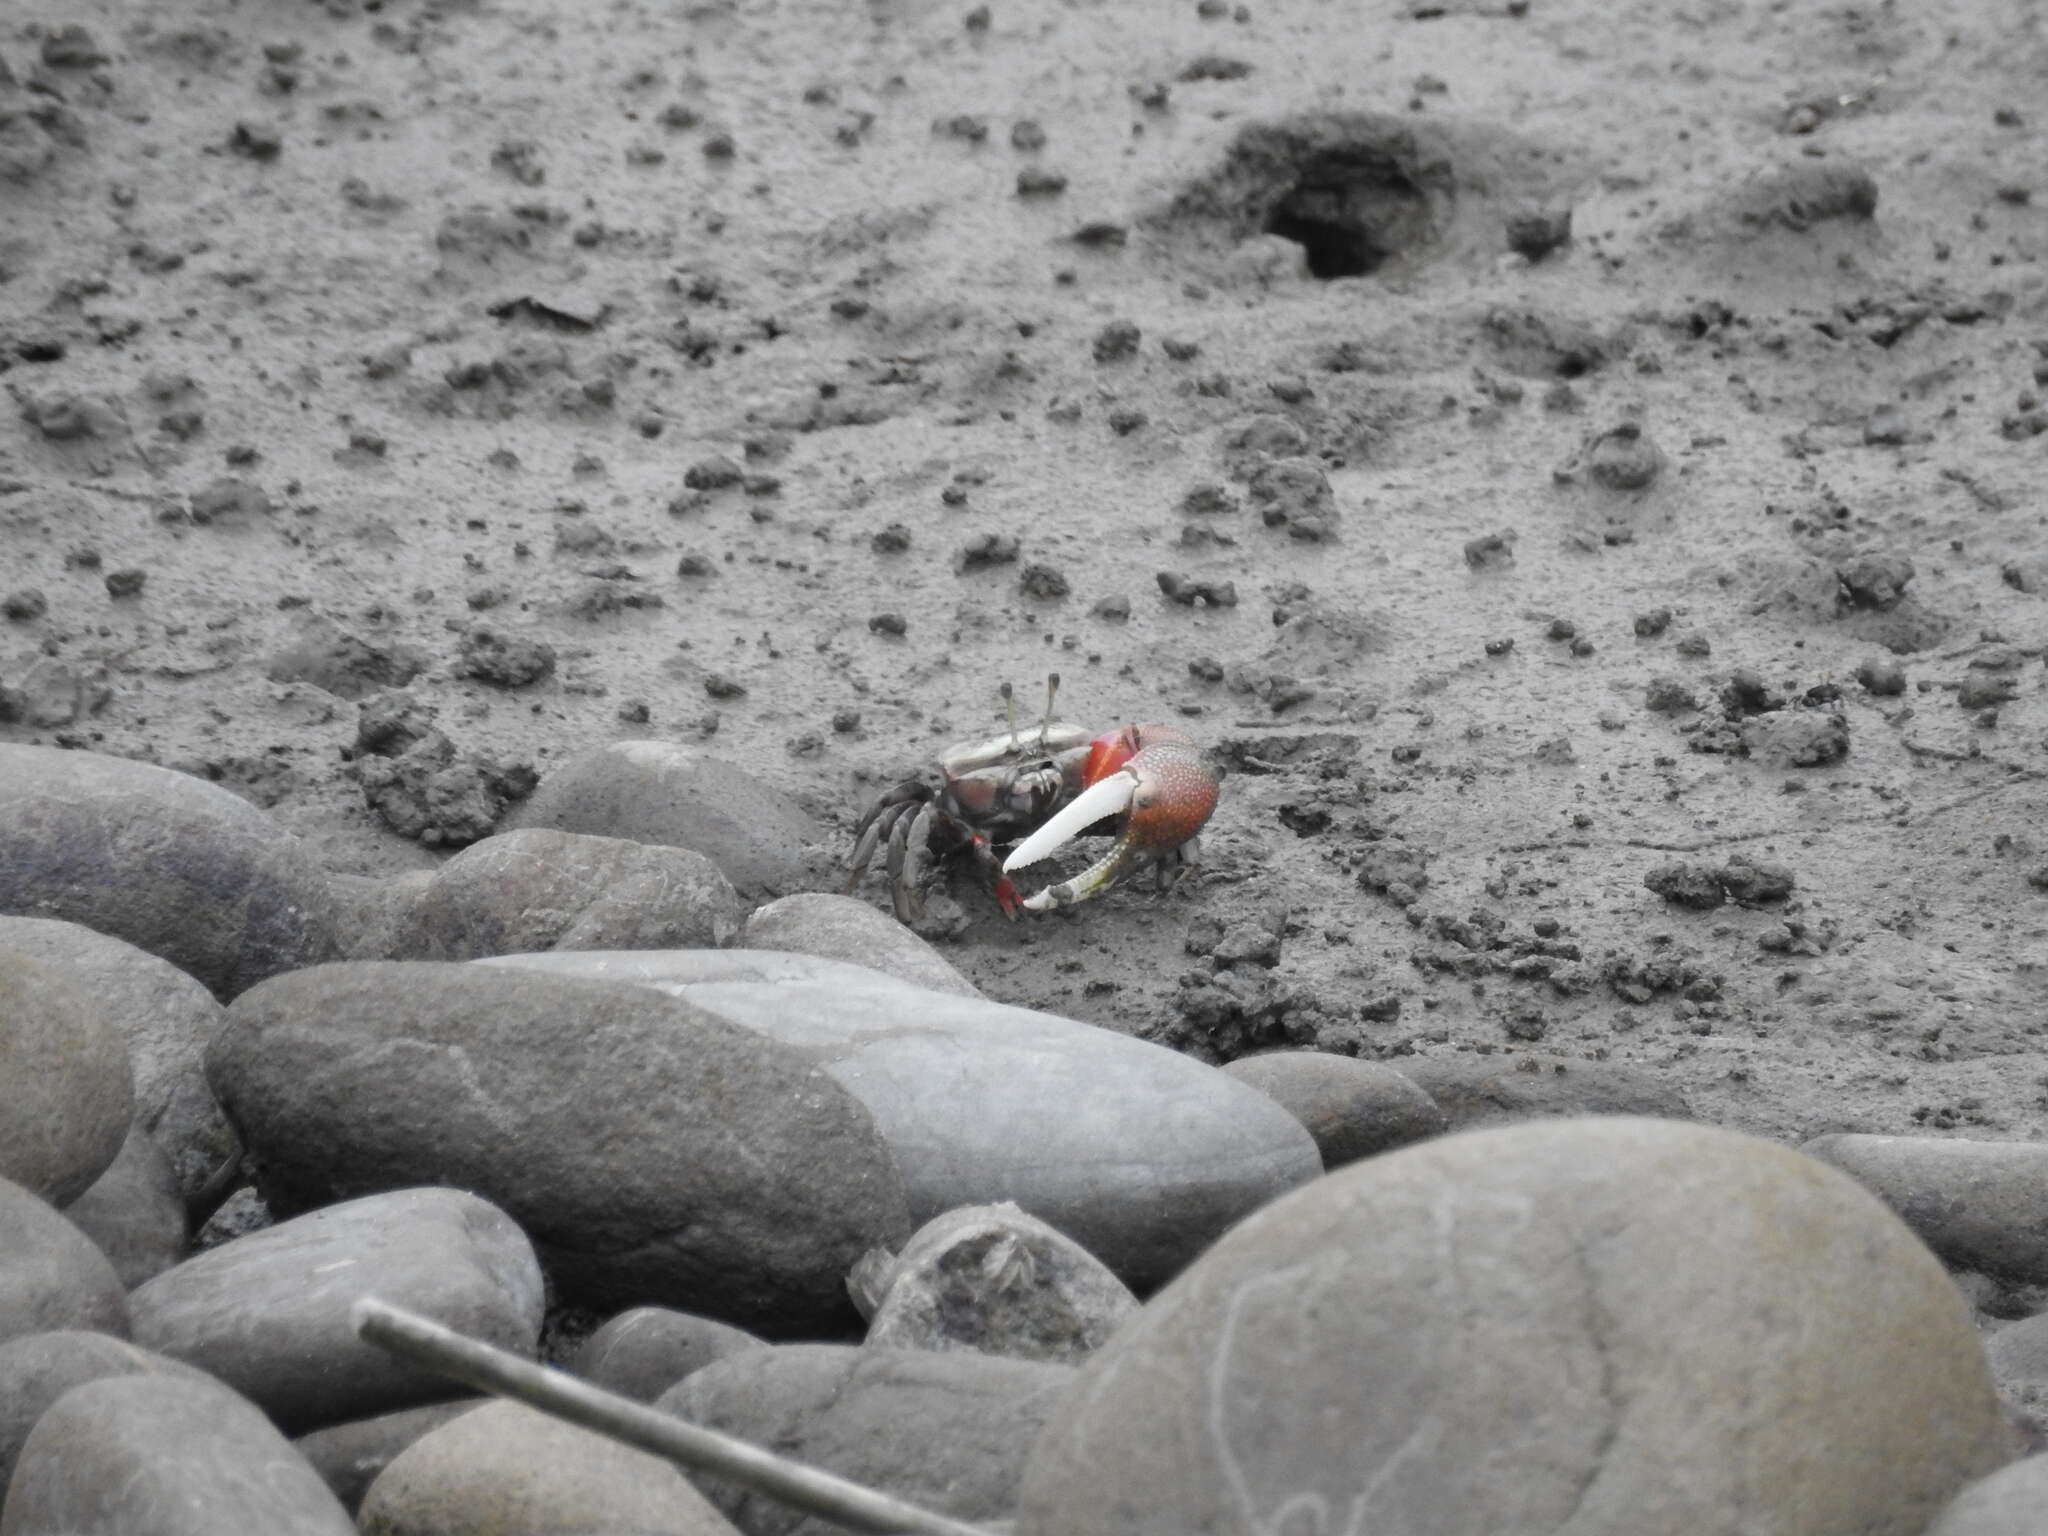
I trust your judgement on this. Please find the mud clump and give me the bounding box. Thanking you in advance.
[351,692,537,847]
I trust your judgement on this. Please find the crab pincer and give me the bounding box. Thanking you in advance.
[1001,724,1219,912]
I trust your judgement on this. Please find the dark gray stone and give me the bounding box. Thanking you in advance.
[358,1400,738,1535]
[393,828,742,959]
[1925,1454,2048,1536]
[0,950,131,1205]
[485,950,1320,1291]
[1802,1135,2048,1286]
[0,1373,354,1535]
[742,893,979,997]
[1397,1051,1689,1131]
[1013,1119,2009,1536]
[209,962,910,1331]
[571,1307,767,1402]
[1222,1051,1446,1166]
[864,1203,1136,1364]
[129,1187,543,1434]
[61,1127,186,1289]
[292,1400,485,1515]
[512,740,823,899]
[0,745,342,1000]
[0,1332,211,1494]
[0,1178,127,1347]
[659,1344,1073,1536]
[0,918,236,1208]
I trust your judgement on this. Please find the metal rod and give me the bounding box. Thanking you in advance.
[351,1299,996,1536]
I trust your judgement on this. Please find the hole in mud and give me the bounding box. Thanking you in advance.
[1261,149,1433,279]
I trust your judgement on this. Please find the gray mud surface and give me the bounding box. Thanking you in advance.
[4,0,2046,1143]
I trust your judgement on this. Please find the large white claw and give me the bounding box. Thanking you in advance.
[1003,771,1136,873]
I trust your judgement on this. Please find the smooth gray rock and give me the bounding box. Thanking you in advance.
[1222,1051,1447,1166]
[863,1203,1137,1364]
[742,894,979,997]
[0,1373,353,1535]
[210,962,911,1330]
[512,740,822,899]
[358,1400,739,1535]
[328,871,436,963]
[0,1332,211,1495]
[1397,1050,1689,1129]
[659,1344,1073,1536]
[0,950,132,1206]
[485,949,1322,1290]
[129,1187,544,1434]
[293,1400,485,1515]
[1925,1454,2048,1536]
[61,1127,186,1288]
[0,745,342,1001]
[0,918,236,1207]
[571,1307,767,1403]
[393,828,743,960]
[1802,1135,2048,1286]
[1986,1312,2048,1444]
[1013,1118,2011,1536]
[0,1178,127,1346]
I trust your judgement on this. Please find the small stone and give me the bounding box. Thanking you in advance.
[228,120,284,161]
[1,589,47,621]
[1017,167,1068,197]
[1019,563,1070,600]
[1720,854,1795,905]
[1857,657,1907,696]
[455,626,555,687]
[868,612,908,637]
[1585,422,1664,490]
[1504,205,1572,260]
[1645,859,1726,910]
[683,455,744,490]
[1091,320,1141,363]
[1633,607,1672,637]
[104,569,146,598]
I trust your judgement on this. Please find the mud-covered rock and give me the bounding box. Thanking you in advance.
[353,693,537,848]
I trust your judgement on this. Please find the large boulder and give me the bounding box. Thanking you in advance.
[659,1344,1073,1536]
[357,1400,739,1536]
[1802,1135,2048,1286]
[129,1188,543,1434]
[392,828,743,960]
[485,950,1322,1289]
[1013,1118,2012,1536]
[0,1373,353,1535]
[0,950,131,1206]
[0,917,236,1207]
[0,1178,127,1347]
[208,962,911,1331]
[512,740,822,898]
[0,745,341,999]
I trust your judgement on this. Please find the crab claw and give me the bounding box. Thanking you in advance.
[1003,726,1218,912]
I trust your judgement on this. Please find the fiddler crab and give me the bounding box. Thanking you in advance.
[847,675,1220,920]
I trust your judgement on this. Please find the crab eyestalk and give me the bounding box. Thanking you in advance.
[1002,726,1219,912]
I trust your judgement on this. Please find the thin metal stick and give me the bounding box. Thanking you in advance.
[351,1299,995,1536]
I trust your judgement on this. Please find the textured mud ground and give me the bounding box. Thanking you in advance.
[3,0,2046,1144]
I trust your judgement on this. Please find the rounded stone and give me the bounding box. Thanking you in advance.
[395,827,742,959]
[1221,1051,1446,1166]
[742,893,979,997]
[486,949,1319,1290]
[659,1344,1074,1536]
[1924,1454,2048,1536]
[129,1187,544,1434]
[0,1373,354,1535]
[571,1307,767,1403]
[512,740,823,899]
[292,1401,488,1516]
[209,962,911,1331]
[1395,1051,1689,1130]
[0,1177,128,1347]
[0,744,342,1000]
[60,1126,187,1288]
[863,1202,1137,1364]
[0,917,236,1208]
[1013,1118,2011,1536]
[1801,1134,2048,1286]
[358,1399,738,1536]
[0,1331,212,1493]
[0,949,132,1205]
